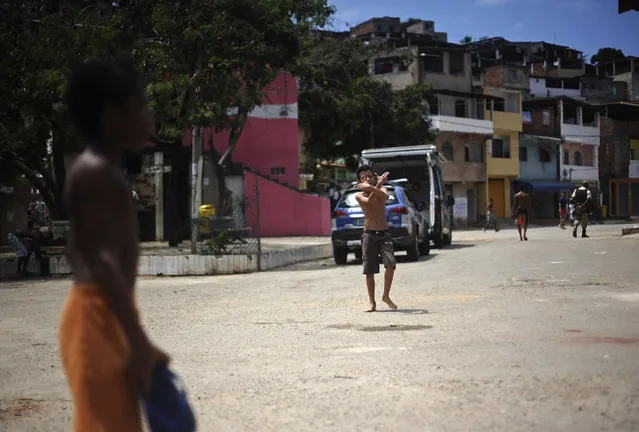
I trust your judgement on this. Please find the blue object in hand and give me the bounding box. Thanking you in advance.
[143,362,197,432]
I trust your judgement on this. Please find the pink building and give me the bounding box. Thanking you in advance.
[181,72,330,237]
[182,72,300,187]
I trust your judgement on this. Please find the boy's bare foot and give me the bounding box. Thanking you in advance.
[365,302,376,313]
[382,296,398,310]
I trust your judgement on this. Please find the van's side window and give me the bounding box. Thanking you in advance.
[433,166,444,198]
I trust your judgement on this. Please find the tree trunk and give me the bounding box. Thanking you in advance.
[51,126,67,219]
[215,117,248,217]
[4,153,60,218]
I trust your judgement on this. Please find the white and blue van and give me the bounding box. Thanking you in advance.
[359,145,454,248]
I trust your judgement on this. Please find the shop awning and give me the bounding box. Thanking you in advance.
[514,180,576,192]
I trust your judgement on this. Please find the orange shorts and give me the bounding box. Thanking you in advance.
[59,284,143,432]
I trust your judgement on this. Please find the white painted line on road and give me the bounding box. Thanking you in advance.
[548,261,564,264]
[595,251,607,255]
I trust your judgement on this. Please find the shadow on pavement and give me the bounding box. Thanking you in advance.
[0,275,67,288]
[443,243,476,250]
[375,308,429,315]
[273,252,440,272]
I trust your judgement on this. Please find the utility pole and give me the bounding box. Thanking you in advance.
[191,126,202,253]
[154,152,164,241]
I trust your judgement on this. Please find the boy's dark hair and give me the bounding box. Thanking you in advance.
[65,59,142,140]
[356,165,373,180]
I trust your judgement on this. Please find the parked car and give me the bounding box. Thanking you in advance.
[331,182,430,265]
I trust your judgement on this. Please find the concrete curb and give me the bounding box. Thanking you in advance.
[1,244,333,277]
[621,226,639,236]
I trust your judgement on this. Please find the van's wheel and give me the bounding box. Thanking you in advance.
[333,246,348,265]
[433,232,445,248]
[419,237,430,256]
[354,249,363,260]
[406,233,419,262]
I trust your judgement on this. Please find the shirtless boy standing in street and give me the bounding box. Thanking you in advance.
[60,60,168,431]
[513,186,531,241]
[355,166,398,312]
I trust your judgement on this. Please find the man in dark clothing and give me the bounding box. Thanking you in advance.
[571,181,592,238]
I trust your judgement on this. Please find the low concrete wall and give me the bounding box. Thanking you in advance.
[1,244,333,277]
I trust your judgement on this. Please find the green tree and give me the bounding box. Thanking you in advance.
[298,35,435,171]
[391,83,436,147]
[0,1,131,219]
[116,0,333,243]
[460,35,473,44]
[591,47,625,64]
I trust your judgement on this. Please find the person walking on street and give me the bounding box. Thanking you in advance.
[59,60,169,431]
[559,192,568,229]
[571,181,592,238]
[354,166,398,313]
[483,198,499,232]
[513,186,531,241]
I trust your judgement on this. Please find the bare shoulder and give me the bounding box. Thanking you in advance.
[65,152,122,202]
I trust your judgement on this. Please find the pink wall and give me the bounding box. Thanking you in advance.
[182,72,300,187]
[245,172,331,237]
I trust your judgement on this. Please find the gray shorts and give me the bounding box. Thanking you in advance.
[361,230,396,275]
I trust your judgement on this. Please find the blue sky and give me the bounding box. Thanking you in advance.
[327,0,639,59]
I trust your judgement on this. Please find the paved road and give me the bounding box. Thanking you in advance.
[1,224,638,431]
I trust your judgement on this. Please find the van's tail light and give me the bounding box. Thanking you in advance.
[390,206,408,215]
[332,209,347,218]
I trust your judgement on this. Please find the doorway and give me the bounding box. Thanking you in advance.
[488,179,505,218]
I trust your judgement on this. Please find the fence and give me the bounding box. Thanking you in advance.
[191,174,262,268]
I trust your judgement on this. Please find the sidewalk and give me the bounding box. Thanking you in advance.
[0,237,332,277]
[456,216,636,232]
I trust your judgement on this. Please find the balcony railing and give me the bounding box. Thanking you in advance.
[430,114,493,135]
[561,123,600,146]
[561,165,598,182]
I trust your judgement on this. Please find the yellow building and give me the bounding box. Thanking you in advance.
[484,89,523,218]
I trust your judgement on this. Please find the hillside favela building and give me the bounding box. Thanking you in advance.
[350,17,639,221]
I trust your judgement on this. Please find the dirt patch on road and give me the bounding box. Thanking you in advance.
[327,323,433,332]
[569,336,639,346]
[0,399,42,419]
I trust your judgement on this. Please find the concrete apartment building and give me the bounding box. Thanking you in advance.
[522,97,601,196]
[595,56,639,102]
[471,46,569,219]
[598,102,639,217]
[472,61,527,217]
[355,17,493,224]
[528,65,627,104]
